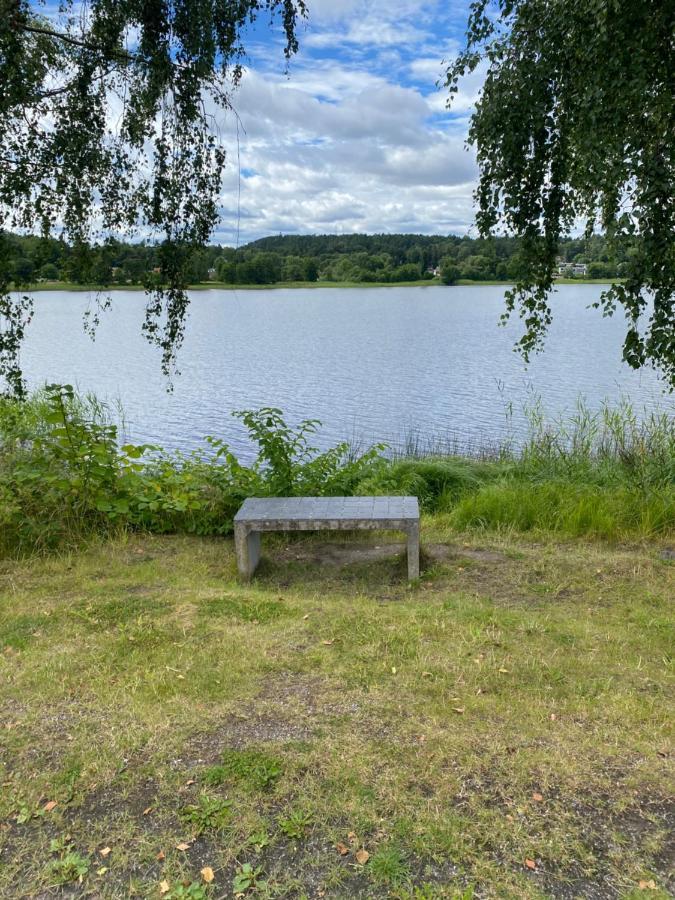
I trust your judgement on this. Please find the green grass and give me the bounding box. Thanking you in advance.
[448,480,675,538]
[0,526,672,898]
[203,749,283,791]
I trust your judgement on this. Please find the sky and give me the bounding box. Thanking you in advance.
[212,0,483,245]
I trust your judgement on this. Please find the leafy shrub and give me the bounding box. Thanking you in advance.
[0,384,128,553]
[0,392,383,555]
[225,407,384,497]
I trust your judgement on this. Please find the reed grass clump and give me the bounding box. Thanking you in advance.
[359,399,674,538]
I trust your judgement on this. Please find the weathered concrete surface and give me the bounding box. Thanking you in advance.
[234,496,420,580]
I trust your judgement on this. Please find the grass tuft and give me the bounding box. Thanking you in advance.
[203,749,283,791]
[369,845,411,886]
[200,595,289,623]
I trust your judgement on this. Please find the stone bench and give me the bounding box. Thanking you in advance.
[234,496,420,581]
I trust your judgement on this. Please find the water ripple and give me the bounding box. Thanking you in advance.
[22,285,670,461]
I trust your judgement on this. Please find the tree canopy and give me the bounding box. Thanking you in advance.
[3,230,631,287]
[446,0,674,388]
[0,0,305,395]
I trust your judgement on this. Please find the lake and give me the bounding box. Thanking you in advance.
[22,284,670,460]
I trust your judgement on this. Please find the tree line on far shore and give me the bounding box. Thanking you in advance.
[4,231,627,287]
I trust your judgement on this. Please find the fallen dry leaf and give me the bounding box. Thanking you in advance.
[97,866,108,876]
[499,667,509,674]
[452,707,465,714]
[347,831,359,845]
[355,849,370,865]
[99,847,112,857]
[185,778,196,786]
[336,842,349,856]
[142,806,153,816]
[422,671,432,678]
[201,866,215,883]
[156,850,165,861]
[303,614,309,620]
[175,842,190,851]
[638,880,657,890]
[532,792,544,802]
[43,800,57,812]
[524,858,537,870]
[159,881,170,895]
[321,639,335,646]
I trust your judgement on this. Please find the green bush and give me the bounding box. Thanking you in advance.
[0,387,672,556]
[0,390,383,555]
[0,384,128,553]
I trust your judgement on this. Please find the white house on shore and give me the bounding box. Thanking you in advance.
[556,260,588,277]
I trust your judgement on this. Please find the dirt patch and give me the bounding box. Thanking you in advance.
[540,868,621,900]
[178,715,315,768]
[271,540,508,569]
[257,671,363,723]
[178,674,363,768]
[258,672,325,709]
[541,796,675,899]
[424,543,508,564]
[67,776,164,831]
[273,540,407,566]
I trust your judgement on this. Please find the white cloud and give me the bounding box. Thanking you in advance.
[208,0,480,243]
[303,0,430,28]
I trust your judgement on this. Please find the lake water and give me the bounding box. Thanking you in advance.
[21,285,670,460]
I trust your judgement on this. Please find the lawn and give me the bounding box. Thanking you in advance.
[0,524,672,899]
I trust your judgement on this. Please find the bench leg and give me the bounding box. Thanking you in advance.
[406,522,420,580]
[235,526,261,579]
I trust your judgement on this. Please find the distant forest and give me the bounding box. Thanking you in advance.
[3,232,627,286]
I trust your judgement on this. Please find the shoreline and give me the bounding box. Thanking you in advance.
[20,277,622,292]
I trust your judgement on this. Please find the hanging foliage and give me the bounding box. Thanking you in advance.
[0,0,305,395]
[446,0,674,388]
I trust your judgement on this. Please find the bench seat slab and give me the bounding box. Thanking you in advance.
[234,496,420,580]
